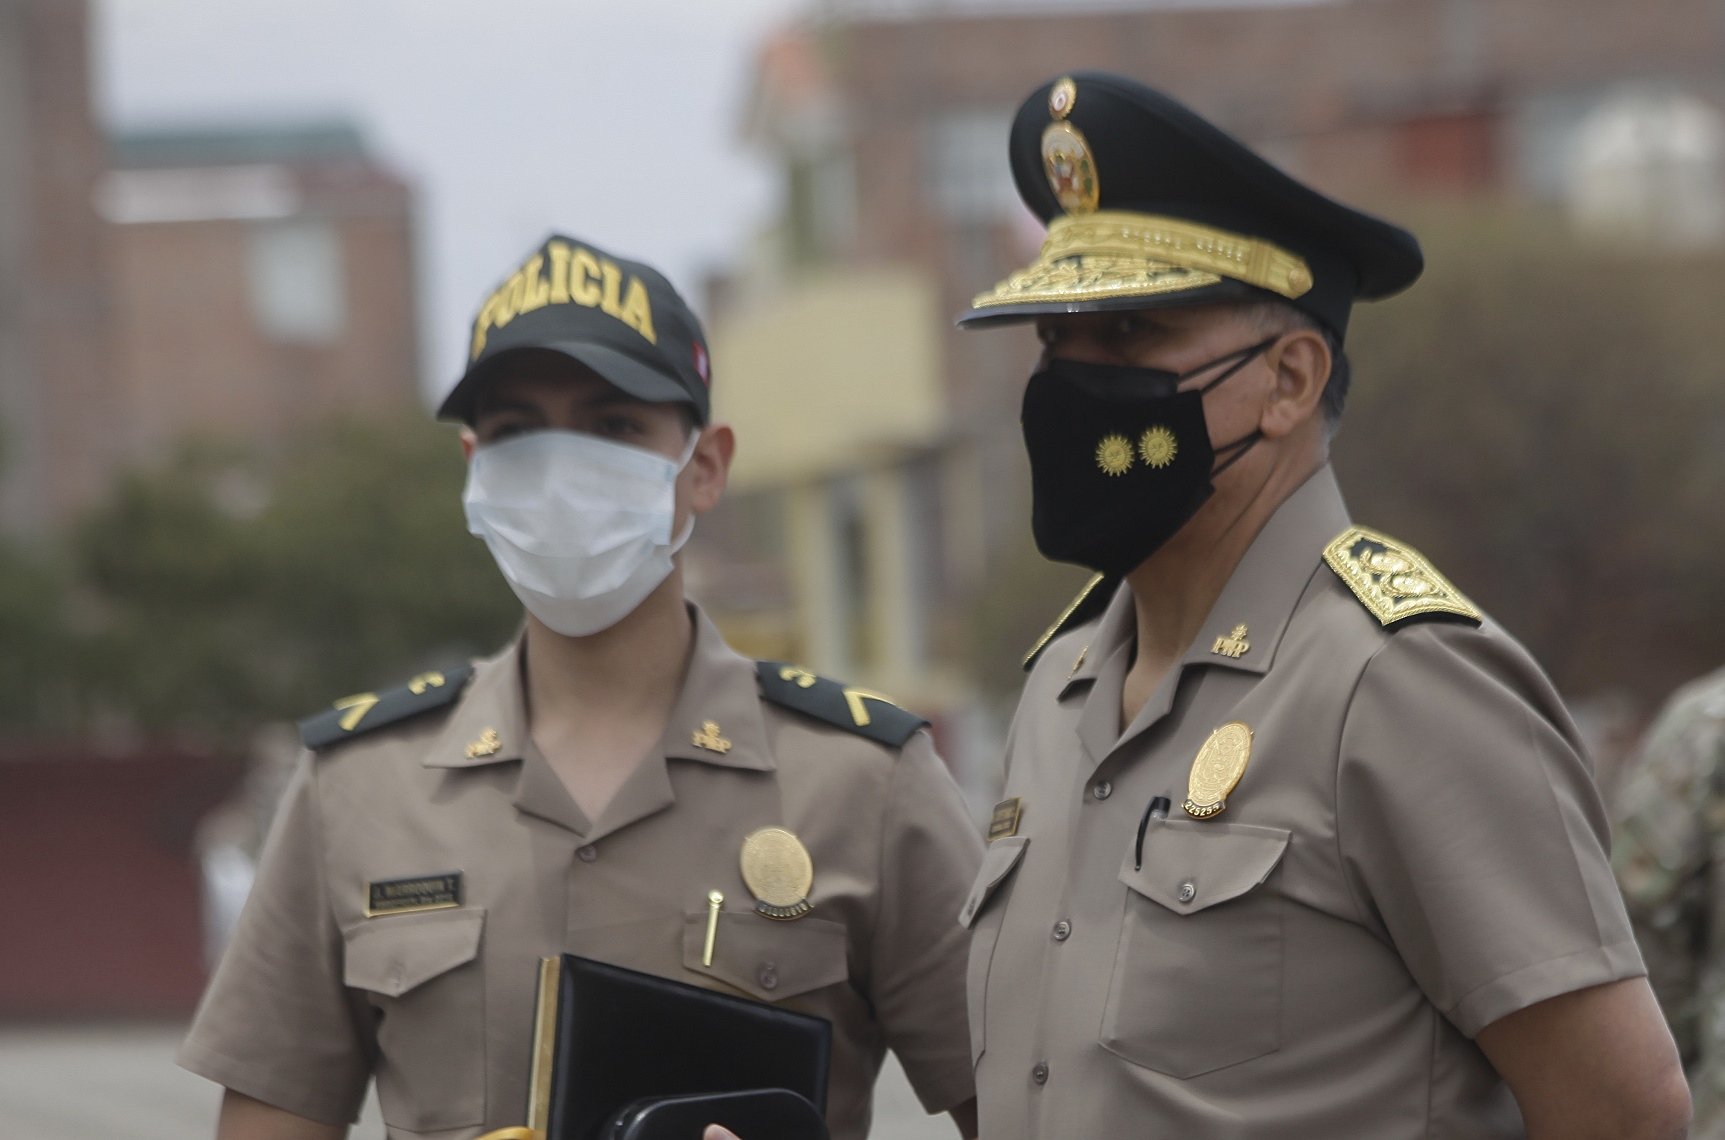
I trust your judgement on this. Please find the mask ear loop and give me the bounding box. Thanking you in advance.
[1195,337,1278,476]
[667,424,704,554]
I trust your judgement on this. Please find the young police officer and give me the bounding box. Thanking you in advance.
[178,235,982,1140]
[954,74,1687,1139]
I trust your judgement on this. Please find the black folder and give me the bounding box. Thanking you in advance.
[540,954,832,1140]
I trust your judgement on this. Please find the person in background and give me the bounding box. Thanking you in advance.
[1616,665,1725,1137]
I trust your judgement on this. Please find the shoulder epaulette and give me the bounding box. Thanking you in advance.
[298,663,476,751]
[756,661,928,748]
[1023,573,1117,671]
[1322,525,1481,628]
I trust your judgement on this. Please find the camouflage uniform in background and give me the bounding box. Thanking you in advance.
[1614,664,1725,1133]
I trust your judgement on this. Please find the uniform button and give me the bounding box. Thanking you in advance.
[576,844,598,863]
[758,962,779,991]
[1092,780,1113,800]
[1178,881,1197,904]
[1031,1061,1049,1085]
[1052,920,1071,942]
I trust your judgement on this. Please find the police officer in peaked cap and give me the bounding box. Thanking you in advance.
[177,234,983,1140]
[954,72,1687,1139]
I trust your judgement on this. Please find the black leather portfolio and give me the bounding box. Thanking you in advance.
[543,954,833,1140]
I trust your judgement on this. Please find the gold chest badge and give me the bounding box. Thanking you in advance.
[1183,722,1253,819]
[740,827,814,920]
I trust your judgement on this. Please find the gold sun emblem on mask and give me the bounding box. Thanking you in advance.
[1095,434,1134,476]
[1139,426,1178,469]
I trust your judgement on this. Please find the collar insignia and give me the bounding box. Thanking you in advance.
[692,721,733,754]
[464,727,501,759]
[1211,624,1251,659]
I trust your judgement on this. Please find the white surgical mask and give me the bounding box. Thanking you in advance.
[463,429,698,636]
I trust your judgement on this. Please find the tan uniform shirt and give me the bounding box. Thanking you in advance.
[179,606,981,1140]
[963,467,1642,1139]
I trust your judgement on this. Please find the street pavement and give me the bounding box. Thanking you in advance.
[0,1022,951,1139]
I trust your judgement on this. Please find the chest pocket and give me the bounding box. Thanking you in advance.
[959,836,1029,1067]
[344,907,486,1132]
[1101,821,1289,1079]
[681,909,849,1004]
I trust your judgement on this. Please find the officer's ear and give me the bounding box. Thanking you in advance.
[1258,327,1330,440]
[685,422,736,515]
[459,427,477,462]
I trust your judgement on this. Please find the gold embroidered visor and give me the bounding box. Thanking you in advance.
[968,211,1313,318]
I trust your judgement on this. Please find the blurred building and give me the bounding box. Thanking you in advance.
[0,0,116,533]
[0,0,423,535]
[97,123,422,474]
[697,0,1725,774]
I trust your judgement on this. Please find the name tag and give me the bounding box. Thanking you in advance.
[988,798,1023,842]
[367,872,462,917]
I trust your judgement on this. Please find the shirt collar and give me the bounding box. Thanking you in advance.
[1174,464,1350,676]
[654,603,775,773]
[424,638,531,769]
[1058,464,1351,700]
[421,603,773,775]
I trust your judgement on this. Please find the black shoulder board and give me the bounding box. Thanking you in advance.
[1023,573,1119,671]
[756,661,928,748]
[298,663,476,751]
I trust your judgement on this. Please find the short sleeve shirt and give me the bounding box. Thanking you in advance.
[963,467,1642,1139]
[178,605,982,1140]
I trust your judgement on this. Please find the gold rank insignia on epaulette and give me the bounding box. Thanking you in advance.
[1023,573,1117,671]
[298,663,477,750]
[1323,525,1482,628]
[755,661,928,748]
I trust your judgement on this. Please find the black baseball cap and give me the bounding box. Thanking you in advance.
[958,72,1424,339]
[437,233,713,425]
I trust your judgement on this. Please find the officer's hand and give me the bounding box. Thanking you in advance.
[702,1127,741,1140]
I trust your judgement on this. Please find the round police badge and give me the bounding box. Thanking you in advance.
[1183,721,1253,819]
[1041,121,1099,215]
[740,827,814,920]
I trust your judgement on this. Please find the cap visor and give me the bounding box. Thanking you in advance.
[438,342,694,422]
[957,267,1256,328]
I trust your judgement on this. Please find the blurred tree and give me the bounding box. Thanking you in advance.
[68,415,520,739]
[1338,207,1725,706]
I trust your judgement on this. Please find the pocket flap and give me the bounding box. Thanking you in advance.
[959,836,1029,928]
[1119,821,1289,914]
[345,907,485,997]
[681,910,849,1002]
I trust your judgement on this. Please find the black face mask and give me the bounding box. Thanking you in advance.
[1020,338,1272,576]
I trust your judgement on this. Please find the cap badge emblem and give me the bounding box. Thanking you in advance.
[1139,426,1178,468]
[1095,433,1133,476]
[1042,121,1099,215]
[692,720,732,754]
[1048,76,1077,121]
[1184,721,1253,819]
[1211,624,1251,659]
[740,827,814,920]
